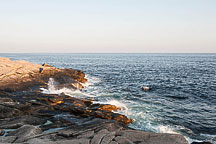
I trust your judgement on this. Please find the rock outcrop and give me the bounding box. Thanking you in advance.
[0,57,189,144]
[0,91,133,125]
[0,57,87,92]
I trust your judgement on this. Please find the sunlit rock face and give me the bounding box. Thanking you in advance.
[0,57,87,92]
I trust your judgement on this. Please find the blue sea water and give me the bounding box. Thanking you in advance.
[1,53,216,143]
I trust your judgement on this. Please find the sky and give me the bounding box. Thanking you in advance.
[0,0,216,53]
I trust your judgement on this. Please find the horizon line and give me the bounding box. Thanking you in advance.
[0,52,216,54]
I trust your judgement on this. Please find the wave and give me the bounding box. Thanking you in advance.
[199,134,216,144]
[102,100,193,142]
[82,74,101,87]
[39,77,216,144]
[41,75,102,98]
[93,99,129,112]
[101,99,181,135]
[165,95,188,100]
[40,77,95,97]
[156,125,178,134]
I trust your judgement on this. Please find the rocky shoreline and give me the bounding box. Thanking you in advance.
[0,57,192,144]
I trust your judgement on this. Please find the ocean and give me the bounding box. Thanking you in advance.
[1,53,216,143]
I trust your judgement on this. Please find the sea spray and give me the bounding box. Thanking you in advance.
[82,74,101,87]
[41,76,99,98]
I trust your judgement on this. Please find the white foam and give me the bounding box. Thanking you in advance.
[156,125,178,134]
[82,74,101,87]
[47,78,56,92]
[104,99,129,111]
[40,78,96,97]
[93,99,135,116]
[185,135,216,144]
[40,78,207,143]
[200,134,216,144]
[121,101,181,135]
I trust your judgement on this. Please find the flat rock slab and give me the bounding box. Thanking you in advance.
[56,139,90,144]
[0,115,47,129]
[0,104,23,119]
[7,125,42,143]
[26,138,58,144]
[19,119,189,144]
[0,136,17,143]
[115,130,189,144]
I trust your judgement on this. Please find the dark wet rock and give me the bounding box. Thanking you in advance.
[0,97,14,103]
[39,67,43,73]
[40,119,72,131]
[0,104,23,119]
[0,136,17,143]
[0,115,47,129]
[166,95,188,100]
[42,63,53,67]
[0,90,16,97]
[50,96,132,124]
[191,142,213,144]
[40,97,64,106]
[7,125,42,143]
[0,129,4,136]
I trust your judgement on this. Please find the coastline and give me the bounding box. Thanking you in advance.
[0,57,190,144]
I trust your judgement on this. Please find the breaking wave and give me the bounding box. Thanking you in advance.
[40,76,101,98]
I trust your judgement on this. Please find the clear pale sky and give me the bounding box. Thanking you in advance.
[0,0,215,53]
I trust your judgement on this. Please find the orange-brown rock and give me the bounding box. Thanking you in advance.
[0,57,87,92]
[39,97,64,106]
[29,92,132,124]
[98,104,121,112]
[0,129,5,136]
